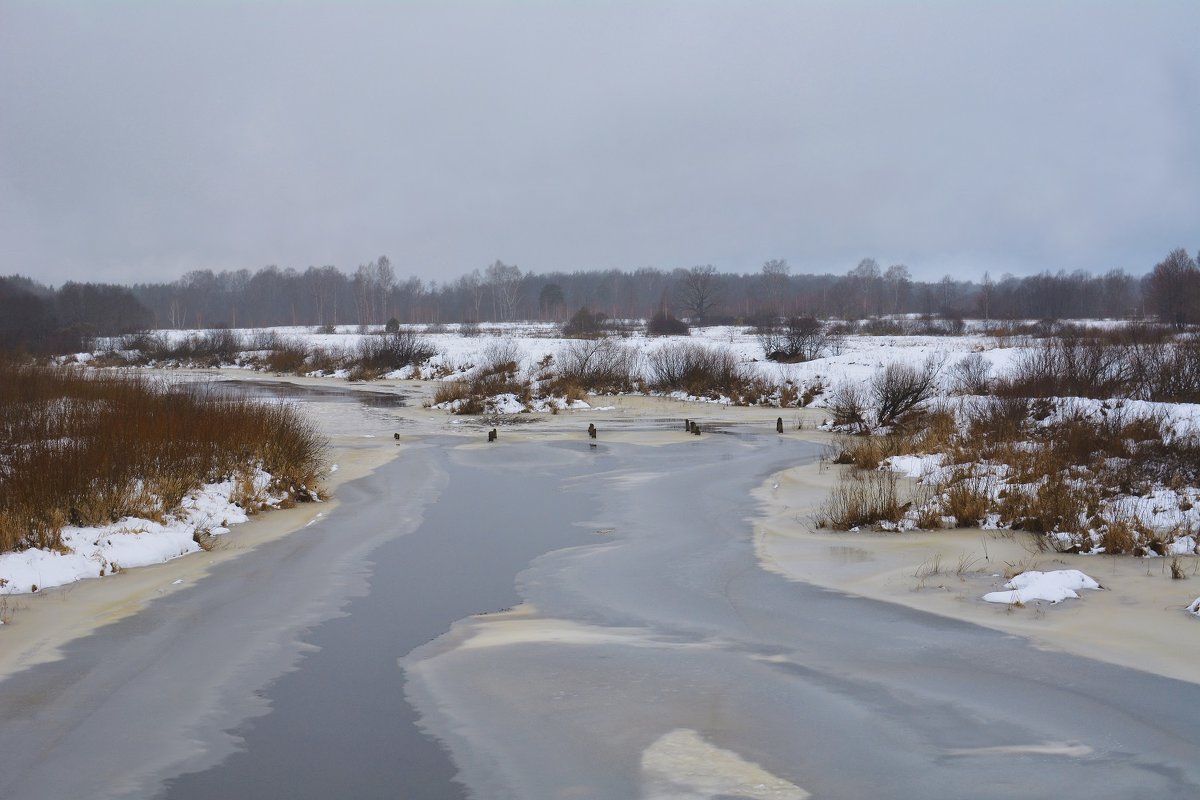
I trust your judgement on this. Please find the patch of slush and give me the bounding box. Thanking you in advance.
[641,728,809,799]
[457,616,681,651]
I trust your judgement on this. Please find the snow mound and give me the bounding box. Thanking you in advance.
[982,569,1100,605]
[1188,598,1200,617]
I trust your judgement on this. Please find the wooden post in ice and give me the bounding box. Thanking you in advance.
[488,428,497,442]
[684,418,690,431]
[776,417,783,434]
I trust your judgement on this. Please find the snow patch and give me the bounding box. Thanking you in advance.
[983,570,1101,605]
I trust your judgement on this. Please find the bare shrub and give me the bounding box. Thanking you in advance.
[645,342,748,398]
[646,311,689,336]
[826,382,869,431]
[561,306,607,338]
[263,338,310,374]
[346,329,436,379]
[755,316,827,362]
[831,435,884,469]
[871,354,945,426]
[432,338,531,414]
[1013,473,1085,535]
[950,352,992,395]
[551,338,637,394]
[996,336,1130,399]
[1170,557,1186,579]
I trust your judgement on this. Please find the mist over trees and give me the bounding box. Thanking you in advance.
[0,276,151,354]
[2,248,1195,352]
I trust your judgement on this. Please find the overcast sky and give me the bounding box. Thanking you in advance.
[2,1,1197,287]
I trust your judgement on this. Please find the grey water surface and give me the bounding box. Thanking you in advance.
[1,422,1198,799]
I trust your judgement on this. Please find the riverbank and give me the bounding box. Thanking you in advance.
[754,449,1200,685]
[0,372,414,680]
[4,371,1196,693]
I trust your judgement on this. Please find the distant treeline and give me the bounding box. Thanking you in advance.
[3,248,1197,352]
[0,276,152,354]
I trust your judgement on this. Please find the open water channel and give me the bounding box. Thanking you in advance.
[1,383,1199,799]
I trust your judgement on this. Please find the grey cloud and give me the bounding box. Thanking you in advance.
[1,1,1197,286]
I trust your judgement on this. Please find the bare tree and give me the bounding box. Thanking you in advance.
[353,264,374,327]
[373,255,395,322]
[883,264,910,315]
[485,260,523,322]
[977,271,993,323]
[760,258,791,315]
[457,269,484,322]
[1148,248,1200,327]
[675,265,724,325]
[850,258,881,317]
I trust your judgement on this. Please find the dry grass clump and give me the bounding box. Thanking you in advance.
[0,361,326,553]
[943,477,992,528]
[814,470,901,530]
[830,409,957,470]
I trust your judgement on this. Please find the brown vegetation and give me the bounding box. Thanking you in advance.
[0,361,326,554]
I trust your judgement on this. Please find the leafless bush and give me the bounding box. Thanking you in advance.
[646,311,689,336]
[826,382,869,431]
[871,354,945,426]
[755,316,828,362]
[950,352,992,395]
[997,337,1131,399]
[551,338,637,394]
[561,307,607,338]
[645,342,748,398]
[346,329,437,380]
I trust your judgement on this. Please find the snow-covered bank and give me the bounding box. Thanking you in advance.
[755,459,1200,686]
[0,469,305,597]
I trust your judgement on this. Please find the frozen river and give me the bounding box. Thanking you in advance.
[2,396,1199,798]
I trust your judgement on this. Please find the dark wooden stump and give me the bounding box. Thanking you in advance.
[488,428,497,442]
[776,417,784,433]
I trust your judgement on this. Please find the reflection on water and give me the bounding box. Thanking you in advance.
[187,379,408,408]
[827,545,874,563]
